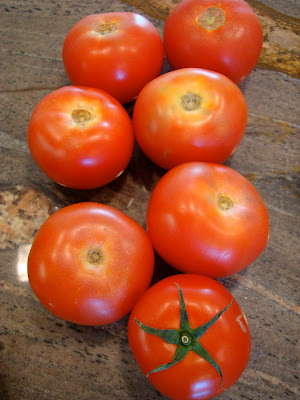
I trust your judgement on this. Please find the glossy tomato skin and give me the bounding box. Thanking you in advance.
[63,12,164,104]
[128,274,251,400]
[27,203,154,325]
[146,162,269,278]
[164,0,263,84]
[27,86,134,189]
[133,68,247,169]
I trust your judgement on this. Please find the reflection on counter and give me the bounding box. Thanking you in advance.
[16,244,31,282]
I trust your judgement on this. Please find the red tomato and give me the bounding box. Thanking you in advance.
[27,203,154,325]
[27,86,134,189]
[133,68,247,169]
[128,274,251,400]
[164,0,263,84]
[62,12,164,104]
[146,162,269,278]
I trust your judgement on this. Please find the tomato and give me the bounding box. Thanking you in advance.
[128,274,251,400]
[27,86,134,189]
[163,0,263,84]
[27,202,154,325]
[62,12,164,104]
[146,162,269,278]
[133,68,247,169]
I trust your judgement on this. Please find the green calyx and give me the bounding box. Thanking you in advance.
[135,283,232,389]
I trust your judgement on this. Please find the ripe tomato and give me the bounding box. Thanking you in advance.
[133,68,247,169]
[128,274,251,400]
[27,203,154,325]
[146,162,269,278]
[164,0,263,84]
[62,12,164,104]
[27,86,134,189]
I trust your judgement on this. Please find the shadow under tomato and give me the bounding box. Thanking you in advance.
[151,251,182,287]
[38,157,133,208]
[128,142,166,193]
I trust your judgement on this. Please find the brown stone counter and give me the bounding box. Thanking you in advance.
[0,1,299,399]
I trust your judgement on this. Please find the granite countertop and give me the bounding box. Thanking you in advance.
[0,1,299,399]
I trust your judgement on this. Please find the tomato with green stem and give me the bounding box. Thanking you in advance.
[128,274,251,400]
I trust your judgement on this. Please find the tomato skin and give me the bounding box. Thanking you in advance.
[133,68,247,169]
[27,86,134,189]
[27,203,154,325]
[128,274,251,400]
[63,12,164,104]
[146,162,269,278]
[164,0,263,84]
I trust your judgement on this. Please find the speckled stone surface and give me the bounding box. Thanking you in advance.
[0,1,299,399]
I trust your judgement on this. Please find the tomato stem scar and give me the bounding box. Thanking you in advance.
[87,248,103,265]
[96,22,117,35]
[181,334,191,346]
[197,7,225,31]
[71,109,92,125]
[182,92,201,111]
[218,196,234,211]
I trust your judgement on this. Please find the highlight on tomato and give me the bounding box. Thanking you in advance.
[63,12,164,104]
[133,68,247,170]
[146,162,269,278]
[164,0,263,84]
[27,202,154,325]
[27,86,134,189]
[128,274,251,400]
